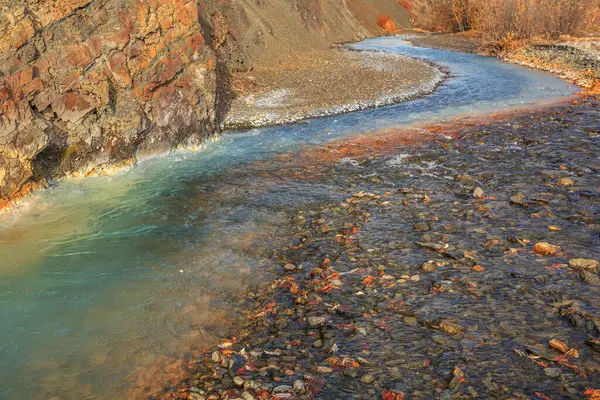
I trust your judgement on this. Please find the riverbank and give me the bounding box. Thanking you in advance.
[0,0,413,208]
[223,49,445,129]
[158,97,600,400]
[0,44,446,212]
[407,33,600,91]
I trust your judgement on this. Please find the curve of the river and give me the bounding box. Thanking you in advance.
[0,37,578,399]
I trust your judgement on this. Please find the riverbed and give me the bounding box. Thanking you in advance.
[0,38,587,399]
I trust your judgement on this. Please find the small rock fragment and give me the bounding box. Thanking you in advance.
[413,221,431,232]
[533,242,561,256]
[473,187,485,199]
[241,392,255,400]
[439,320,464,335]
[557,177,575,186]
[416,242,445,251]
[568,258,598,273]
[360,374,375,384]
[233,376,245,387]
[543,368,562,378]
[421,260,438,272]
[549,339,569,354]
[283,263,297,273]
[293,380,307,394]
[307,316,326,327]
[581,270,600,285]
[510,193,528,207]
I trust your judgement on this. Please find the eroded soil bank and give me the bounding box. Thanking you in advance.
[158,97,600,400]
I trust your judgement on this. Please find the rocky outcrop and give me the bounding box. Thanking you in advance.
[0,0,411,207]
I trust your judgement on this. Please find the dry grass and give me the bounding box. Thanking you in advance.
[409,0,600,52]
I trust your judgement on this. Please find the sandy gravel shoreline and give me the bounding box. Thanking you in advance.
[223,49,447,130]
[407,33,600,91]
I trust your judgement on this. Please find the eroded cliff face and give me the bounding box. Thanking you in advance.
[0,0,410,206]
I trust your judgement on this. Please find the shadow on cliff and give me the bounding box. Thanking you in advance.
[197,10,236,129]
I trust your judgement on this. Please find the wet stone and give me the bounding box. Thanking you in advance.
[544,368,562,378]
[414,221,431,232]
[360,374,376,384]
[439,320,464,335]
[233,376,245,386]
[293,380,306,394]
[558,177,575,186]
[283,263,297,273]
[241,392,255,400]
[568,258,599,272]
[416,242,445,251]
[580,270,600,285]
[533,242,562,256]
[307,316,326,327]
[421,260,438,272]
[510,193,528,207]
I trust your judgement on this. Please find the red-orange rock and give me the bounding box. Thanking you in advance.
[22,78,44,98]
[65,44,95,69]
[533,242,562,256]
[174,1,198,28]
[56,92,96,122]
[107,51,133,87]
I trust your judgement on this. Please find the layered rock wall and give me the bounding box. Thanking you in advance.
[0,0,410,206]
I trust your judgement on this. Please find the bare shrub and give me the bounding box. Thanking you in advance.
[410,0,479,32]
[410,0,600,50]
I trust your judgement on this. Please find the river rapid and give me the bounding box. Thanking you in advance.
[0,38,588,399]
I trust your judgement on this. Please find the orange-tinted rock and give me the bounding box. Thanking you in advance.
[9,18,35,50]
[185,31,205,54]
[533,242,562,256]
[108,51,133,87]
[65,44,95,68]
[22,78,44,97]
[157,3,174,31]
[57,70,83,92]
[55,92,96,122]
[88,36,103,58]
[174,1,198,28]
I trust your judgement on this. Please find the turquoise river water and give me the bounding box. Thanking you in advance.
[0,37,578,399]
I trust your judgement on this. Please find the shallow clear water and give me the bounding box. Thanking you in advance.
[0,38,577,399]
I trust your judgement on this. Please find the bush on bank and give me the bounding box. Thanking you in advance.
[409,0,600,52]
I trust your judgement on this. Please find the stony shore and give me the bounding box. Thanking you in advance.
[156,97,600,400]
[223,49,446,130]
[405,33,481,54]
[406,34,600,91]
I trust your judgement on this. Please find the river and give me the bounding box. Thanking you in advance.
[0,37,580,399]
